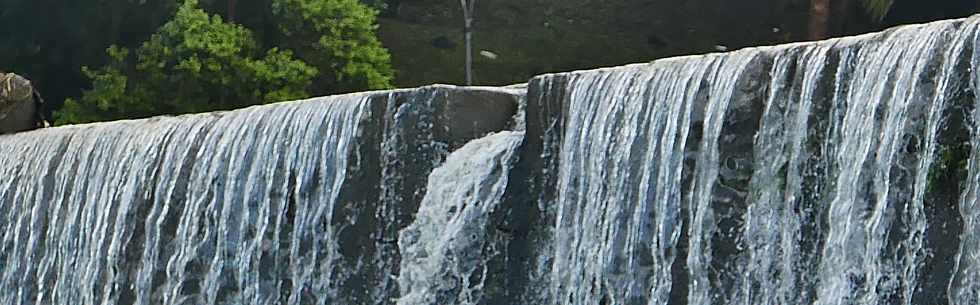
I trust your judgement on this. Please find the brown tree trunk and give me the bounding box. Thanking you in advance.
[228,0,238,22]
[809,0,831,40]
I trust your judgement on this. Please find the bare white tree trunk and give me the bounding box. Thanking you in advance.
[459,0,476,85]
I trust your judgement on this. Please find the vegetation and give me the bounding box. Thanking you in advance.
[360,0,395,12]
[8,0,393,125]
[862,0,895,21]
[272,0,393,94]
[2,0,966,125]
[57,1,317,124]
[0,0,179,119]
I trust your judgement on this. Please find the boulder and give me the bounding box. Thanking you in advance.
[0,73,39,134]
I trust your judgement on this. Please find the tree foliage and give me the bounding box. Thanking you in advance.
[56,0,316,124]
[359,0,390,11]
[862,0,894,21]
[0,0,179,117]
[55,0,393,124]
[272,0,394,94]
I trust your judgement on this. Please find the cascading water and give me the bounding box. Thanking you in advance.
[523,15,980,305]
[397,131,524,305]
[5,13,980,305]
[0,95,368,305]
[0,85,521,305]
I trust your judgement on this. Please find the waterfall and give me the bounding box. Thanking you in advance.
[0,85,521,305]
[397,131,524,305]
[526,15,980,305]
[6,13,980,305]
[0,95,367,305]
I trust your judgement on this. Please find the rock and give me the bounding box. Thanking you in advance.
[480,50,499,59]
[0,73,39,134]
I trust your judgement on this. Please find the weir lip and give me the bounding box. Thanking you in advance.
[7,12,980,305]
[506,13,980,305]
[0,84,524,305]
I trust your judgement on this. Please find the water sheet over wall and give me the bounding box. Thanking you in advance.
[398,131,524,305]
[520,15,980,305]
[0,86,521,305]
[7,13,980,305]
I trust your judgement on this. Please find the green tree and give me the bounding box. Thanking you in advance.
[862,0,893,21]
[56,0,316,124]
[272,0,394,94]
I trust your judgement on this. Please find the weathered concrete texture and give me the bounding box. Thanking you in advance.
[486,15,980,305]
[0,73,37,134]
[0,83,524,304]
[320,84,525,305]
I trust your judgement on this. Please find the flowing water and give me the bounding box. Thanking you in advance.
[0,95,368,305]
[531,16,980,305]
[397,131,524,305]
[5,14,980,305]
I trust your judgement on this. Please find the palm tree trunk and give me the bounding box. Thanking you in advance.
[809,0,831,40]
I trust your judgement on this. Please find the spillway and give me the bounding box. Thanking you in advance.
[516,15,980,305]
[0,86,521,305]
[6,14,980,305]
